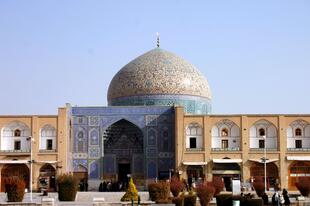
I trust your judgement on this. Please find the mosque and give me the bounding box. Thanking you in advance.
[0,39,310,192]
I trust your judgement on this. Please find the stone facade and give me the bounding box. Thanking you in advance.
[175,107,310,191]
[0,107,69,192]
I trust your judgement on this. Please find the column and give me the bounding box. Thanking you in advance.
[278,116,287,189]
[241,116,250,183]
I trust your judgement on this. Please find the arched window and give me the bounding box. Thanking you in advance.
[40,125,56,151]
[259,128,265,136]
[1,121,30,151]
[295,128,302,136]
[186,123,203,149]
[14,129,21,137]
[221,128,229,137]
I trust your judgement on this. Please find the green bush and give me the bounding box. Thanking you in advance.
[183,193,197,206]
[170,176,185,197]
[57,173,78,201]
[148,181,170,202]
[172,196,184,206]
[4,176,25,202]
[121,178,139,201]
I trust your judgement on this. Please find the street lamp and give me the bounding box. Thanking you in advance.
[263,135,267,193]
[27,136,35,202]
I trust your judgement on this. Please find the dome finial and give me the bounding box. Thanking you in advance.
[156,32,160,48]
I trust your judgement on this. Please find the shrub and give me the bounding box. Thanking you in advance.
[170,176,185,197]
[148,181,170,202]
[212,176,224,196]
[172,196,184,206]
[253,176,265,197]
[196,182,215,206]
[183,193,197,206]
[121,178,139,201]
[57,173,78,201]
[295,177,310,197]
[4,176,25,202]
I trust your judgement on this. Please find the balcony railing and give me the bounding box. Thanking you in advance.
[250,148,278,151]
[186,148,204,152]
[287,148,310,152]
[39,149,57,153]
[0,149,30,153]
[212,147,240,151]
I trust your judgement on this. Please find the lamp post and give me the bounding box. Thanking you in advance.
[27,136,35,202]
[169,169,174,181]
[263,135,267,193]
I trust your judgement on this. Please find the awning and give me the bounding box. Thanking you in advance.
[213,159,242,163]
[183,162,208,165]
[213,170,241,175]
[0,160,29,164]
[249,159,278,164]
[0,160,60,164]
[287,156,310,161]
[36,161,59,164]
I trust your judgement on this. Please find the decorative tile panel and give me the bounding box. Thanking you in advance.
[88,147,100,159]
[146,115,158,126]
[89,116,99,126]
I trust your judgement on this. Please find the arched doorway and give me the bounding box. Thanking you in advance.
[103,119,144,183]
[288,161,310,190]
[186,165,204,185]
[250,162,279,190]
[212,162,241,191]
[1,164,29,192]
[39,164,56,192]
[73,164,88,185]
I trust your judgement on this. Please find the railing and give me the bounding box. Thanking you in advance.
[39,149,57,153]
[250,148,278,151]
[211,147,240,151]
[186,148,204,152]
[0,149,30,153]
[287,148,310,151]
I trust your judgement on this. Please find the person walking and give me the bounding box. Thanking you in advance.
[282,189,290,206]
[272,191,280,206]
[262,192,269,205]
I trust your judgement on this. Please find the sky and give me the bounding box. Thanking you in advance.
[0,0,309,115]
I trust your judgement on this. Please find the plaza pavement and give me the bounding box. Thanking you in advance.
[0,191,309,205]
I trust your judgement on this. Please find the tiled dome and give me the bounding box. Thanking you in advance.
[108,48,212,102]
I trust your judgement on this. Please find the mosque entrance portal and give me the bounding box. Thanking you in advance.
[118,163,131,183]
[103,119,144,182]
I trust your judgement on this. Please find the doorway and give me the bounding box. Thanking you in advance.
[223,176,232,191]
[118,163,131,183]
